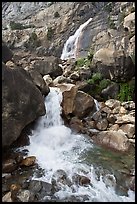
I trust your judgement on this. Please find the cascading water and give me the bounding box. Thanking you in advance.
[20,87,135,202]
[61,18,92,60]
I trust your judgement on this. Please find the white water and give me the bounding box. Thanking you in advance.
[20,87,135,202]
[61,18,92,60]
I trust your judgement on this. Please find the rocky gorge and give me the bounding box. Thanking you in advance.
[2,2,135,202]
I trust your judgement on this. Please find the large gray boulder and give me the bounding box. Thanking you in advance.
[31,56,62,78]
[2,63,46,147]
[92,48,135,82]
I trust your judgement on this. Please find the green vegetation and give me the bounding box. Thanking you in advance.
[87,73,113,99]
[87,72,103,85]
[24,32,41,49]
[104,3,113,12]
[47,27,54,40]
[87,49,94,61]
[107,16,117,30]
[54,11,60,18]
[10,21,35,30]
[76,57,91,68]
[99,79,111,90]
[117,82,134,101]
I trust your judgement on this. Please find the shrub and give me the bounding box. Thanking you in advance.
[99,79,111,90]
[10,21,35,30]
[107,17,117,29]
[76,57,91,68]
[24,32,41,49]
[87,49,94,61]
[104,3,112,12]
[117,83,134,101]
[76,58,85,67]
[47,27,54,40]
[87,72,102,85]
[10,21,24,30]
[54,11,60,18]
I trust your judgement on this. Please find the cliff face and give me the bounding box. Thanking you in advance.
[2,2,108,57]
[2,2,135,59]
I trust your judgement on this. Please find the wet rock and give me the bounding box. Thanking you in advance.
[10,183,21,192]
[92,111,102,121]
[69,117,84,133]
[72,173,91,186]
[2,159,17,173]
[51,169,72,193]
[61,84,77,116]
[102,174,116,188]
[28,180,42,193]
[2,192,12,202]
[20,156,36,167]
[129,176,135,191]
[15,154,24,164]
[40,181,52,197]
[16,189,35,202]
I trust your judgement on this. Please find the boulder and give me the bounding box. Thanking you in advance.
[28,69,50,96]
[73,91,94,118]
[2,41,13,63]
[2,63,46,147]
[60,84,95,119]
[92,48,135,82]
[92,130,130,152]
[31,56,63,78]
[120,124,135,138]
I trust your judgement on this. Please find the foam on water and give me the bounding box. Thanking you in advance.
[61,18,92,60]
[19,87,135,202]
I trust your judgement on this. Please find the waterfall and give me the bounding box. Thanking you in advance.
[61,18,92,60]
[19,87,135,202]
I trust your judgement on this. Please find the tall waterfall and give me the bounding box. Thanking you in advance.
[61,18,92,60]
[20,87,134,202]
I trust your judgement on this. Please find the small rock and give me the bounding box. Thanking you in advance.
[2,159,17,173]
[2,192,12,202]
[96,118,108,131]
[20,156,36,167]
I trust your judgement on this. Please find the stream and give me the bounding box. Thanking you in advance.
[18,87,135,202]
